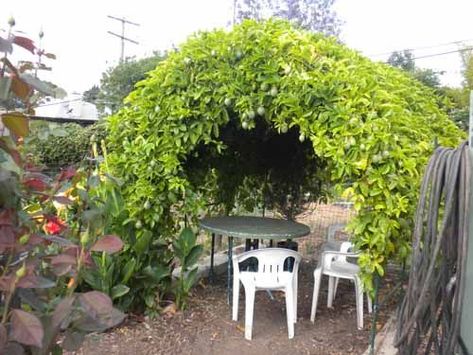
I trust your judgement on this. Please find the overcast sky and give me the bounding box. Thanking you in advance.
[3,0,472,96]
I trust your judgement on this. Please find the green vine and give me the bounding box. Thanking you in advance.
[107,19,463,290]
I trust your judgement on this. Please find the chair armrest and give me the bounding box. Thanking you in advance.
[321,250,360,269]
[322,250,360,258]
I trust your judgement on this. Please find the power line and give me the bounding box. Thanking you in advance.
[379,46,473,65]
[369,38,473,58]
[36,98,117,108]
[107,15,140,62]
[410,46,473,61]
[36,98,82,108]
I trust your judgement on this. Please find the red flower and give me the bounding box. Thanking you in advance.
[44,216,66,235]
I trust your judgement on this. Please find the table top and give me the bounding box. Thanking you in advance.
[200,216,311,240]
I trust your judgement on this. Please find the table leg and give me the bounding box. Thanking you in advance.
[209,233,215,284]
[245,238,251,251]
[227,236,234,305]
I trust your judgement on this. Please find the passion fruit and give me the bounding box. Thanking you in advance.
[183,57,192,65]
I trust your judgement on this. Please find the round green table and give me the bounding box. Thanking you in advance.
[200,216,311,303]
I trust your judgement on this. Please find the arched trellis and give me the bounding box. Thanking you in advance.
[107,19,463,289]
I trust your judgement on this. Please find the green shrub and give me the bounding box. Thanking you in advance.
[26,121,107,170]
[107,19,463,292]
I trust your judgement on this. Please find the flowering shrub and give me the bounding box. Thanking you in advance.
[0,18,124,353]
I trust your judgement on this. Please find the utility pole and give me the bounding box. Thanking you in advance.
[233,0,237,26]
[107,15,139,62]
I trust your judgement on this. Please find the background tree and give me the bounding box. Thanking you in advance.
[82,84,100,104]
[442,48,473,130]
[235,0,341,36]
[387,48,473,131]
[387,50,442,89]
[85,52,166,116]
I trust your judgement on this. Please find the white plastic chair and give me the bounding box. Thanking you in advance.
[322,222,349,252]
[310,242,372,329]
[232,248,302,340]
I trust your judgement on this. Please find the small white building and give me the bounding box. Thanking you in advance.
[35,93,98,124]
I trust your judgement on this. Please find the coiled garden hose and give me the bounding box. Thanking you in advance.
[395,142,470,354]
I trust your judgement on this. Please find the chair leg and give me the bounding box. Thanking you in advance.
[293,274,298,323]
[327,276,335,308]
[354,277,364,329]
[232,277,240,321]
[244,286,255,340]
[285,288,295,339]
[310,268,322,322]
[333,277,339,299]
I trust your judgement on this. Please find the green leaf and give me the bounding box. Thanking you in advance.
[83,271,102,291]
[121,258,136,284]
[183,245,203,269]
[143,265,170,283]
[183,267,199,292]
[144,293,155,308]
[111,284,130,300]
[177,227,196,255]
[2,112,29,137]
[134,230,152,255]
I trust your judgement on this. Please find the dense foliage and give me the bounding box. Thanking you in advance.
[25,121,107,170]
[107,20,462,290]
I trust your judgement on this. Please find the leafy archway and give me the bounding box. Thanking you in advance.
[107,20,462,288]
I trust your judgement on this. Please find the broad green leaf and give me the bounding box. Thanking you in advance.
[184,267,199,292]
[183,245,203,269]
[143,264,170,283]
[111,284,130,300]
[2,112,29,137]
[121,258,136,284]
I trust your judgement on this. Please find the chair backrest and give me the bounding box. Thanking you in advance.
[327,223,350,244]
[233,248,302,276]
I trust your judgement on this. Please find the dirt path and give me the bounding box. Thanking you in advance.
[74,258,396,355]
